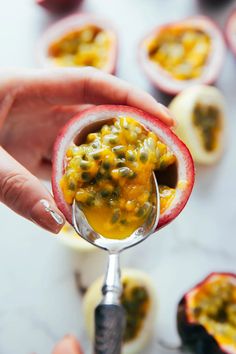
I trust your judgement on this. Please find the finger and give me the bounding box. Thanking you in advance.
[1,68,174,126]
[52,335,83,354]
[0,147,65,233]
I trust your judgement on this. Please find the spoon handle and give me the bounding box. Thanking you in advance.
[94,303,125,354]
[94,252,125,354]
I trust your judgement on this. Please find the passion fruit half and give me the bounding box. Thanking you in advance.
[178,272,236,354]
[169,85,225,165]
[226,9,236,58]
[139,16,226,95]
[36,0,82,13]
[83,268,157,354]
[37,14,117,74]
[52,105,194,234]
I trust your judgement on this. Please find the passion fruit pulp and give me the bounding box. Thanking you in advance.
[37,14,117,74]
[52,105,194,233]
[83,269,157,354]
[178,273,236,354]
[139,16,226,95]
[169,85,225,165]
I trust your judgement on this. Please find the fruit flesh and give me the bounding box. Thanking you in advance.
[60,116,176,239]
[48,25,112,68]
[147,27,211,80]
[121,279,150,342]
[187,275,236,352]
[193,102,221,152]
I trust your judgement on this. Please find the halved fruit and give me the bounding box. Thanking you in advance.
[178,272,236,354]
[139,16,226,95]
[83,268,157,354]
[226,9,236,58]
[169,85,225,165]
[36,0,82,13]
[36,14,117,74]
[52,105,194,234]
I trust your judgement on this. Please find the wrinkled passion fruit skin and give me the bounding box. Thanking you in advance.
[36,0,82,13]
[177,273,236,354]
[178,297,224,354]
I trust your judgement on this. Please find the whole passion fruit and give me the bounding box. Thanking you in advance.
[37,14,117,74]
[139,16,226,95]
[169,85,225,165]
[52,105,194,236]
[226,9,236,58]
[36,0,82,13]
[83,268,157,354]
[178,272,236,354]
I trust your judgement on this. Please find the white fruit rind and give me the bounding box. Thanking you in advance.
[169,85,225,164]
[59,223,96,252]
[83,268,157,354]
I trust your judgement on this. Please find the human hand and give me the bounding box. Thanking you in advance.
[52,335,83,354]
[0,67,174,233]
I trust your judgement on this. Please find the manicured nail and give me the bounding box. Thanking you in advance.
[30,199,65,234]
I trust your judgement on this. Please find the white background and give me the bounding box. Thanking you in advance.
[0,0,236,353]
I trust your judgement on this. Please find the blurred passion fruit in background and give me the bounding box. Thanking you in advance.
[37,14,118,73]
[36,0,83,13]
[83,269,157,354]
[225,9,236,58]
[169,85,226,165]
[139,16,226,95]
[178,273,236,354]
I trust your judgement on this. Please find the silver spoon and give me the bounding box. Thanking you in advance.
[72,173,160,354]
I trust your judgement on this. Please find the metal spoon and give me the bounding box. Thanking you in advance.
[72,173,160,354]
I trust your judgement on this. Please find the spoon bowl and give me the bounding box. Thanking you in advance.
[72,173,160,253]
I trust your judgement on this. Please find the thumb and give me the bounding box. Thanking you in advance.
[52,335,83,354]
[0,147,65,233]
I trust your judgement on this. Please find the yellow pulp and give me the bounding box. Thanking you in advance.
[121,278,150,342]
[188,276,236,351]
[48,25,112,69]
[60,116,176,239]
[193,102,221,152]
[147,28,211,80]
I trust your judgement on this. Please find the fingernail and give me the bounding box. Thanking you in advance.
[30,199,65,234]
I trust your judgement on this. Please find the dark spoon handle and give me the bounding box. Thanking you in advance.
[94,303,126,354]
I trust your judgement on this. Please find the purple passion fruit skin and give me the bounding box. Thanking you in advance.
[36,0,82,13]
[177,273,236,354]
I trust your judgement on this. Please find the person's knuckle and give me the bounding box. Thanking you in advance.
[0,172,29,206]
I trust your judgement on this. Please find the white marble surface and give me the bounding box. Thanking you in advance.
[0,0,236,353]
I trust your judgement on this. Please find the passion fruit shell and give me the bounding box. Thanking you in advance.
[36,0,82,13]
[52,105,194,230]
[169,85,225,165]
[178,272,236,354]
[139,16,226,95]
[83,268,157,354]
[225,9,236,58]
[36,13,118,74]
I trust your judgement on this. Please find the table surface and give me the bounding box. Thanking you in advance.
[0,0,236,353]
